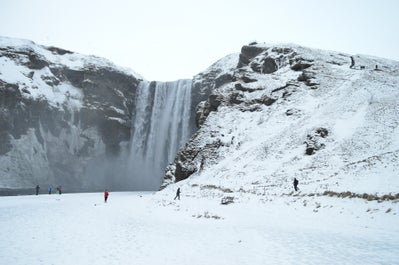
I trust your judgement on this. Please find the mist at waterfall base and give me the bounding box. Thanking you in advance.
[89,79,195,192]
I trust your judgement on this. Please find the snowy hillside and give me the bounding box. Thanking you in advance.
[168,43,399,201]
[152,44,399,263]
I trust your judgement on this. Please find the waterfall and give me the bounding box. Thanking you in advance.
[128,79,193,190]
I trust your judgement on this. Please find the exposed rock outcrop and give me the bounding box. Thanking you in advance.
[304,128,329,155]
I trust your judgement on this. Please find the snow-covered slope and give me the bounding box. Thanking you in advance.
[167,42,399,200]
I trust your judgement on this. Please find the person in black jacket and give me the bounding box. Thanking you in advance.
[174,188,181,200]
[350,56,355,69]
[293,178,299,191]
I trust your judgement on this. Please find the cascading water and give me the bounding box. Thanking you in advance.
[128,79,193,190]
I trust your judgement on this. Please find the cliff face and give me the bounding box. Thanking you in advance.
[0,37,141,191]
[2,37,398,195]
[167,42,399,196]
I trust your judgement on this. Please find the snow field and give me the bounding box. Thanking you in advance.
[1,191,398,265]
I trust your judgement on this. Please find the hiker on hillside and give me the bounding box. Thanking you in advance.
[350,56,355,69]
[104,190,109,203]
[48,185,52,195]
[293,178,299,191]
[35,185,40,195]
[174,188,181,200]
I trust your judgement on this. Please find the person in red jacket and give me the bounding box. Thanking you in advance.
[104,190,109,203]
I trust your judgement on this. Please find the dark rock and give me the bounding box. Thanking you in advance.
[215,73,234,88]
[171,136,224,183]
[271,47,294,54]
[64,69,85,87]
[174,146,200,182]
[256,95,276,106]
[245,95,277,107]
[304,128,328,155]
[0,82,21,107]
[241,75,257,83]
[237,45,265,68]
[229,92,244,105]
[235,83,244,90]
[262,57,278,74]
[251,57,278,74]
[27,52,48,69]
[297,70,318,87]
[291,61,313,71]
[235,83,257,92]
[289,55,313,71]
[195,90,224,127]
[46,46,73,55]
[285,109,300,116]
[221,196,235,205]
[191,67,226,127]
[209,93,222,110]
[316,128,329,138]
[297,71,311,82]
[41,75,60,86]
[239,104,263,112]
[195,101,209,127]
[175,162,197,182]
[305,147,314,155]
[27,71,34,79]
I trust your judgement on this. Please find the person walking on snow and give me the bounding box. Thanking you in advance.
[174,188,181,200]
[35,185,40,195]
[293,178,299,191]
[48,185,52,195]
[104,190,109,203]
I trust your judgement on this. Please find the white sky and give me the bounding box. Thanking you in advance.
[0,0,398,81]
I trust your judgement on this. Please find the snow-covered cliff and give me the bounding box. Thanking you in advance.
[0,37,146,191]
[166,42,399,198]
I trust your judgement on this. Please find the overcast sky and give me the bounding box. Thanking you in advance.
[1,0,398,81]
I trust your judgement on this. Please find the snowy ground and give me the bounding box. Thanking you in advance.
[1,191,398,265]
